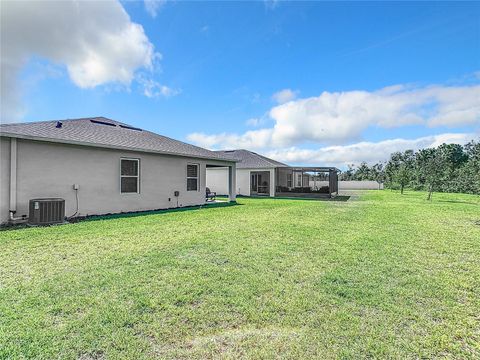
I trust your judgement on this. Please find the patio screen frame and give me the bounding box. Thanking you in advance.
[275,166,339,197]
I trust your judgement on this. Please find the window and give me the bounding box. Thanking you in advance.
[187,164,199,191]
[121,158,139,193]
[287,173,292,188]
[295,172,302,187]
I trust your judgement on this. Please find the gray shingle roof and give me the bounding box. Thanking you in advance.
[215,149,288,169]
[0,117,235,162]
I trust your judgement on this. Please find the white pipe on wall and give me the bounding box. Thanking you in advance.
[9,138,17,212]
[8,137,25,222]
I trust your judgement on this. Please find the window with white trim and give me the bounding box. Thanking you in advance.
[187,164,199,191]
[120,158,139,193]
[295,172,302,187]
[287,173,293,188]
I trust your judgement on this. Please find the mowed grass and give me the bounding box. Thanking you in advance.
[0,191,479,359]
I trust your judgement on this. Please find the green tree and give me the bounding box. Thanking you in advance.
[340,164,356,181]
[346,141,479,196]
[436,143,468,192]
[459,140,480,194]
[416,148,444,200]
[353,162,371,181]
[386,150,415,194]
[370,162,386,189]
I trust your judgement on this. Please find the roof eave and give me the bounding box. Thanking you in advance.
[0,132,238,163]
[285,166,341,172]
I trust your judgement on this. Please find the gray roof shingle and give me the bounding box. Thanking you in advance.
[215,149,288,169]
[0,117,235,162]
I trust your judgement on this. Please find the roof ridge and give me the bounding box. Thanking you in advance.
[0,116,117,127]
[213,149,288,168]
[249,150,287,167]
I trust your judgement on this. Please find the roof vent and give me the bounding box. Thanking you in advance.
[90,119,116,127]
[55,121,62,128]
[119,125,142,131]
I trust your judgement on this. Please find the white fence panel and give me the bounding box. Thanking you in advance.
[339,181,383,190]
[309,180,383,190]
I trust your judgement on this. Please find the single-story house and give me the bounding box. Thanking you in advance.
[206,149,339,198]
[0,117,237,225]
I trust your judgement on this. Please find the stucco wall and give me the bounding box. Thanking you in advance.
[206,167,275,197]
[236,169,251,196]
[0,138,233,224]
[206,167,229,195]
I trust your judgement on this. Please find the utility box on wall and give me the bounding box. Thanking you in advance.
[28,198,65,225]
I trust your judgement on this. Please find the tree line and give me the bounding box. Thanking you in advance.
[339,140,480,198]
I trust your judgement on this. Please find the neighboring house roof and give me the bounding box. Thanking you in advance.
[0,117,235,162]
[215,149,289,169]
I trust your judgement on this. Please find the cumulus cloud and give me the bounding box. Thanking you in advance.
[246,118,261,127]
[188,83,480,149]
[144,0,166,18]
[187,129,275,150]
[272,88,298,104]
[1,0,156,122]
[139,77,180,98]
[265,133,477,167]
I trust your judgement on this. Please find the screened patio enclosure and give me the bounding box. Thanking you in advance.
[275,167,339,197]
[250,171,271,196]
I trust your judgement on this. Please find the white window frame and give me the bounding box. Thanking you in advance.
[120,158,140,194]
[186,163,200,192]
[294,171,302,188]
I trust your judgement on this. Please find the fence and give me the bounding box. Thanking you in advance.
[309,180,384,190]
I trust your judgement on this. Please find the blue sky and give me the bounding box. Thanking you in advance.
[1,1,479,166]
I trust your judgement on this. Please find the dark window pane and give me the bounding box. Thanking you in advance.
[187,178,198,191]
[121,177,138,193]
[187,164,198,178]
[121,160,138,176]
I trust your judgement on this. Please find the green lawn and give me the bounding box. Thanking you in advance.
[1,191,479,359]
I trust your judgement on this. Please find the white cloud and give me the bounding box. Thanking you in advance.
[144,0,166,18]
[139,78,180,98]
[188,83,480,149]
[265,133,477,167]
[246,118,261,127]
[422,86,480,127]
[272,88,298,104]
[1,0,156,122]
[264,0,279,10]
[187,129,275,150]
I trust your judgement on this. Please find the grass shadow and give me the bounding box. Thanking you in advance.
[237,195,351,202]
[437,199,479,206]
[0,202,241,231]
[84,201,241,222]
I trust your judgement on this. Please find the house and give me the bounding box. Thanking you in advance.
[206,149,339,198]
[0,117,237,224]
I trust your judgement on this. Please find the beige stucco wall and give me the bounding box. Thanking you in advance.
[0,137,234,224]
[206,167,229,195]
[236,169,252,196]
[206,167,275,197]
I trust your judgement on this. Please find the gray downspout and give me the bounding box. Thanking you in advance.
[9,138,17,213]
[9,138,24,222]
